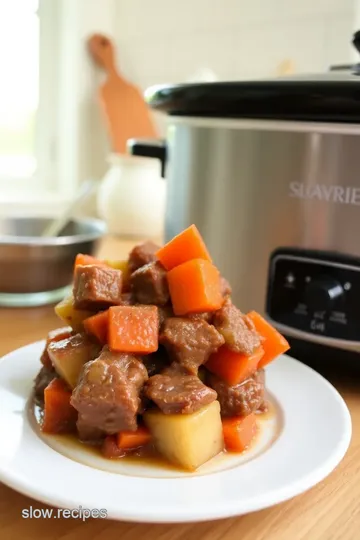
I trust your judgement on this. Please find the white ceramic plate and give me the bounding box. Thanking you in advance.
[0,341,352,523]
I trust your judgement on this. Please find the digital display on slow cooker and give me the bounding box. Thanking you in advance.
[267,250,360,341]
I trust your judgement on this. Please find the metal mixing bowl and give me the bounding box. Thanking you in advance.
[0,217,107,307]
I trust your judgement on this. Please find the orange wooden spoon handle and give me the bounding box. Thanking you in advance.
[87,33,158,152]
[88,34,118,75]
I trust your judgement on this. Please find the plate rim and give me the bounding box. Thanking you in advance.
[0,341,352,523]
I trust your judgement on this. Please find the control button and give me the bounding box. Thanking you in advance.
[310,319,326,333]
[305,276,344,313]
[294,303,307,315]
[344,282,351,291]
[329,311,348,325]
[285,272,295,285]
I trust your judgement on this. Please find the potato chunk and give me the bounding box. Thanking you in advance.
[55,294,93,332]
[105,259,131,289]
[144,401,223,471]
[48,334,101,388]
[105,259,128,272]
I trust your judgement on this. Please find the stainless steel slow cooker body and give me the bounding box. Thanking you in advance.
[130,69,360,368]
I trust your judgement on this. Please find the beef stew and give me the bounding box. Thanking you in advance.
[33,225,290,471]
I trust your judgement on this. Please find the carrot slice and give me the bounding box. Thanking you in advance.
[117,427,151,450]
[102,435,126,459]
[206,345,264,386]
[42,379,77,434]
[222,414,257,452]
[47,326,73,343]
[108,305,159,353]
[247,311,290,368]
[167,258,222,316]
[74,253,107,268]
[83,310,109,345]
[156,224,212,271]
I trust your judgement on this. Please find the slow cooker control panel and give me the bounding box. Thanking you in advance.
[266,250,360,341]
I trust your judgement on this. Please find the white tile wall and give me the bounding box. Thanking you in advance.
[114,0,357,132]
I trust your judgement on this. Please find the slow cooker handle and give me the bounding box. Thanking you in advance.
[127,138,167,178]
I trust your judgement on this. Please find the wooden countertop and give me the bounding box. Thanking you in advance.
[1,237,360,540]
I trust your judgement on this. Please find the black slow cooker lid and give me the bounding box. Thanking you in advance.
[145,32,360,123]
[145,74,360,123]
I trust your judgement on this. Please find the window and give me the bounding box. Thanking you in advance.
[0,0,58,200]
[0,0,38,181]
[0,0,117,213]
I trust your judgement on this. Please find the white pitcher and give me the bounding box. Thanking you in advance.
[97,154,165,238]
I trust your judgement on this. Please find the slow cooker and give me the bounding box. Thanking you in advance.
[129,36,360,370]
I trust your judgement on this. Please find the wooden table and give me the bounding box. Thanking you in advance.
[1,237,360,540]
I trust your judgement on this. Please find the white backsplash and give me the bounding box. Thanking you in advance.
[114,0,356,88]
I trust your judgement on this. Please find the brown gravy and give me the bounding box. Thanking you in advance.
[30,397,276,474]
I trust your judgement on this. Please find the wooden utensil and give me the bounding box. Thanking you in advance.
[88,34,157,154]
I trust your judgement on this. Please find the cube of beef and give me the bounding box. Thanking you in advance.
[213,300,261,355]
[73,265,123,310]
[207,370,265,417]
[161,362,189,377]
[40,349,53,371]
[33,365,57,402]
[128,241,160,273]
[76,416,105,443]
[130,261,169,305]
[71,347,148,434]
[158,304,174,329]
[119,292,135,306]
[220,276,232,298]
[187,312,213,323]
[145,373,217,414]
[142,347,169,377]
[160,317,224,374]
